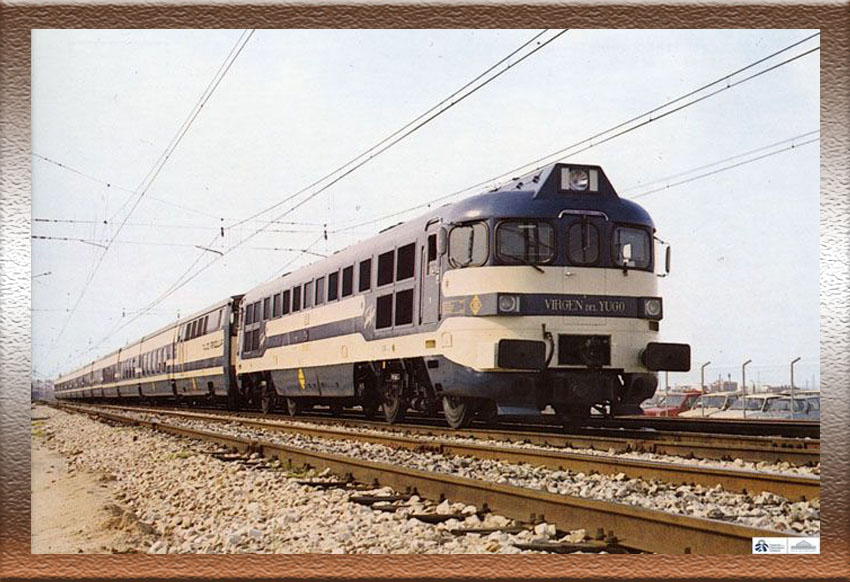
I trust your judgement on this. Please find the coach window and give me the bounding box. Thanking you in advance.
[376,294,393,329]
[315,276,325,305]
[342,265,354,297]
[613,226,651,270]
[292,285,302,312]
[263,297,271,320]
[304,281,314,309]
[359,259,372,292]
[244,304,253,326]
[273,293,281,318]
[497,221,556,265]
[396,243,415,281]
[203,315,209,335]
[448,222,488,268]
[395,289,414,326]
[327,271,339,301]
[377,251,395,286]
[253,301,261,321]
[282,289,291,315]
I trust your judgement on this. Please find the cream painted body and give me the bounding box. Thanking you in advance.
[237,266,659,375]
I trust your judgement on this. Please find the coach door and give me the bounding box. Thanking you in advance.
[419,221,442,325]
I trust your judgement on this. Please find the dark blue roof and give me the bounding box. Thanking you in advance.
[442,162,654,228]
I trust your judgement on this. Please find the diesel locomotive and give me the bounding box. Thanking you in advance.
[55,162,691,428]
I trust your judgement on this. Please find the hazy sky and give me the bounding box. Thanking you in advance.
[31,29,820,388]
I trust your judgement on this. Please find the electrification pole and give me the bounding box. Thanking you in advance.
[700,361,711,417]
[790,357,801,419]
[742,359,752,419]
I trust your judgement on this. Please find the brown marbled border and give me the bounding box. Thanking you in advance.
[1,3,847,580]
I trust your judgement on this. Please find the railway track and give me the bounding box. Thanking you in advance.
[89,403,819,501]
[92,402,818,466]
[589,415,820,439]
[56,402,810,554]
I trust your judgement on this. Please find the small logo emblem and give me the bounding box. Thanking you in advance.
[469,295,482,315]
[754,540,769,553]
[297,368,306,391]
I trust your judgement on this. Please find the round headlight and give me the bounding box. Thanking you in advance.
[644,298,662,317]
[498,295,519,313]
[568,168,589,191]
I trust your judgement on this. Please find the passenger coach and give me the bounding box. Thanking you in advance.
[55,296,242,404]
[235,162,690,427]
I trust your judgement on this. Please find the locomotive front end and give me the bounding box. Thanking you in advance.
[431,163,690,424]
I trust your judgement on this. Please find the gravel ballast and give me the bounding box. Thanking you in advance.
[37,406,600,554]
[120,409,820,535]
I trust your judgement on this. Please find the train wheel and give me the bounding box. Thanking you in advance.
[286,397,302,417]
[382,383,405,424]
[442,395,474,429]
[261,387,277,415]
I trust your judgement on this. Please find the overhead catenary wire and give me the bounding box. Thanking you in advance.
[32,234,328,256]
[50,29,256,352]
[628,136,820,200]
[226,29,562,232]
[621,130,820,193]
[331,33,821,235]
[58,31,569,372]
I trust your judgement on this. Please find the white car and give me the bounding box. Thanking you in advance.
[711,394,781,419]
[750,396,817,420]
[679,391,741,418]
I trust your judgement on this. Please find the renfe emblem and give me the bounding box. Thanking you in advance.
[469,295,482,315]
[297,368,306,390]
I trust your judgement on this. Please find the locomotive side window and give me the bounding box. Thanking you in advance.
[567,221,600,265]
[396,243,415,281]
[263,297,271,320]
[282,290,291,314]
[395,289,414,326]
[448,222,488,268]
[377,251,394,286]
[315,276,325,305]
[427,234,438,262]
[497,221,556,265]
[273,294,281,317]
[359,259,371,292]
[292,286,302,312]
[613,226,651,269]
[376,294,393,329]
[304,281,313,309]
[342,265,354,297]
[328,271,339,301]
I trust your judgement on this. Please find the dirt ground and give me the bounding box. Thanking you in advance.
[31,409,148,553]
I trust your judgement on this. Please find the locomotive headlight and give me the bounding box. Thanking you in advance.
[642,298,663,319]
[568,168,589,191]
[498,294,521,314]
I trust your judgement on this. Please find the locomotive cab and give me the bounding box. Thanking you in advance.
[429,162,691,425]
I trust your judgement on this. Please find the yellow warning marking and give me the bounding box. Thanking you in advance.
[192,377,197,391]
[297,368,306,391]
[469,295,482,316]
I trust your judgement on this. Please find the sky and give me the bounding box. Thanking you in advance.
[31,29,820,389]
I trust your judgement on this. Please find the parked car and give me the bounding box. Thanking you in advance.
[711,394,781,419]
[679,391,741,418]
[642,390,701,417]
[749,396,814,420]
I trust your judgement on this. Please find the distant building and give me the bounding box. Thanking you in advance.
[708,380,738,393]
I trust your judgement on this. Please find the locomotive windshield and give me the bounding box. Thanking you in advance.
[613,226,652,269]
[448,221,488,268]
[496,220,556,265]
[566,221,600,265]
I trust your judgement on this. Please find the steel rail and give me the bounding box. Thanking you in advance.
[86,404,819,501]
[589,416,820,439]
[91,403,818,465]
[57,403,802,554]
